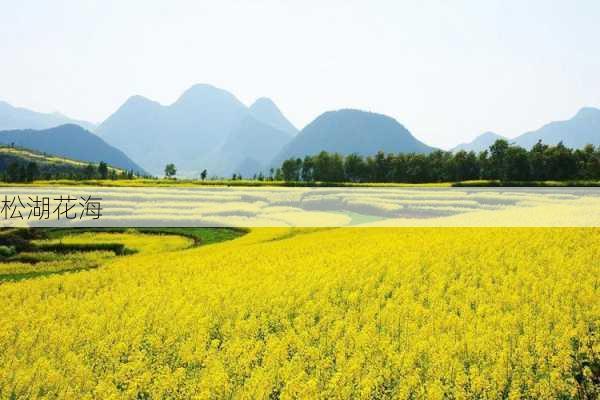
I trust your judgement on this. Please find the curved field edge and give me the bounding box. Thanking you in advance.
[0,228,246,282]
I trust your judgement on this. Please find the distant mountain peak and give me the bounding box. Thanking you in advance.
[0,100,97,132]
[249,97,297,135]
[272,108,433,166]
[479,131,503,139]
[250,97,277,108]
[174,83,244,108]
[574,106,600,119]
[120,95,161,110]
[451,131,505,153]
[512,107,600,149]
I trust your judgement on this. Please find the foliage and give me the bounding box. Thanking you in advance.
[165,163,177,179]
[279,141,600,183]
[0,245,16,259]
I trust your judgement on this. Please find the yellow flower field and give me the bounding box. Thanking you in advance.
[0,228,598,399]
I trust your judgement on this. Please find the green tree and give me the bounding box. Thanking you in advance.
[281,158,302,181]
[164,163,177,179]
[344,153,367,182]
[200,169,207,181]
[452,150,479,181]
[83,163,97,180]
[545,142,577,180]
[505,146,530,180]
[6,162,20,182]
[98,161,109,179]
[25,161,39,182]
[301,156,314,182]
[489,139,510,180]
[529,140,548,180]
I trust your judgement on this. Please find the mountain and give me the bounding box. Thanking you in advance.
[232,157,264,179]
[0,100,96,132]
[249,98,297,135]
[451,131,506,153]
[96,84,294,177]
[209,116,293,177]
[272,109,434,165]
[513,107,600,149]
[0,124,146,174]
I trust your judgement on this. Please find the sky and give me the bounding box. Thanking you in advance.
[1,0,599,149]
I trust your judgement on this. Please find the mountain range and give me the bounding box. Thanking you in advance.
[453,108,600,153]
[1,86,599,178]
[0,124,145,174]
[95,84,297,176]
[0,100,96,132]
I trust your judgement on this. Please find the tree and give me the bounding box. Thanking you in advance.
[373,151,391,182]
[489,139,510,180]
[272,141,598,185]
[301,156,314,182]
[313,151,344,182]
[98,161,109,179]
[281,158,301,181]
[83,163,97,180]
[529,140,548,180]
[6,162,20,182]
[505,146,530,180]
[25,161,39,182]
[452,150,479,181]
[164,163,177,179]
[274,168,283,181]
[200,169,207,181]
[344,153,366,182]
[544,142,577,180]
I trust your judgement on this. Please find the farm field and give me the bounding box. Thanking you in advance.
[0,227,599,399]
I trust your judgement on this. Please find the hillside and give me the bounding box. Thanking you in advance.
[0,100,96,132]
[513,107,600,149]
[273,109,434,165]
[96,84,296,177]
[0,145,127,180]
[0,124,146,174]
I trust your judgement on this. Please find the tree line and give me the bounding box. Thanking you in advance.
[0,159,138,183]
[278,140,600,183]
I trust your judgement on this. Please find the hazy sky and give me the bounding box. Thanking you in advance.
[1,0,599,149]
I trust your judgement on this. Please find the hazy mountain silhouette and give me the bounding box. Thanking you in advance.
[0,124,146,174]
[451,131,506,153]
[208,116,293,176]
[232,157,264,179]
[96,84,295,176]
[0,100,96,131]
[513,107,600,149]
[273,109,434,165]
[249,98,297,135]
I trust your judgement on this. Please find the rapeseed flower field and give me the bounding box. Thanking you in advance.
[0,228,598,399]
